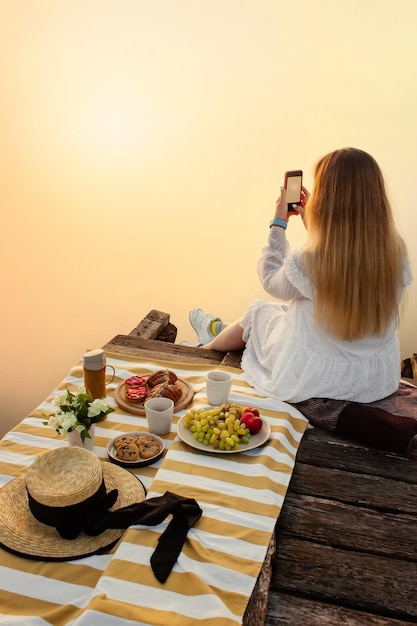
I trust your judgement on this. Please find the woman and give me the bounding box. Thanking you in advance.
[189,148,412,403]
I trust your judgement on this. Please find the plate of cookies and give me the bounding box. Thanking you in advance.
[114,369,194,416]
[107,432,165,468]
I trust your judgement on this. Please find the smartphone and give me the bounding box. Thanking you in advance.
[284,170,303,211]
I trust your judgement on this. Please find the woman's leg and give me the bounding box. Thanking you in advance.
[203,320,246,351]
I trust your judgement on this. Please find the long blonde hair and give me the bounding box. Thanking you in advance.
[305,148,406,341]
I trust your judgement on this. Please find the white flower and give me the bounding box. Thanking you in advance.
[61,412,78,432]
[52,391,70,408]
[48,413,62,431]
[88,398,110,417]
[49,411,77,434]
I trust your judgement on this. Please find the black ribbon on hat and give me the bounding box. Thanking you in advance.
[28,487,202,582]
[28,480,119,540]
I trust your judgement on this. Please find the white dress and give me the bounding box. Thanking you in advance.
[240,227,412,403]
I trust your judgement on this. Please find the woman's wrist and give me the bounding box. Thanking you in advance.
[270,217,287,230]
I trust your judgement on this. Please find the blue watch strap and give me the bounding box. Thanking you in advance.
[270,218,287,230]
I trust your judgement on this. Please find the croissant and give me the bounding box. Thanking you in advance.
[149,382,182,403]
[147,369,178,388]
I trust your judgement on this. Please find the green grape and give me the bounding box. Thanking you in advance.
[183,403,253,451]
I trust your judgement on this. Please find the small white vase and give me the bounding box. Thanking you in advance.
[67,424,95,451]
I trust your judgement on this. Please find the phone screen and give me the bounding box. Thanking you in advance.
[286,172,302,204]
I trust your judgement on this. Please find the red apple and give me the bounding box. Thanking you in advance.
[242,406,260,417]
[240,412,255,427]
[249,416,263,435]
[240,412,263,435]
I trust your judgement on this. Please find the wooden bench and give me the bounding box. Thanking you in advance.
[104,310,417,626]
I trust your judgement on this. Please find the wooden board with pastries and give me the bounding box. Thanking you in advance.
[114,369,194,416]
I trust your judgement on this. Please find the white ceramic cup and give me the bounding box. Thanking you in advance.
[144,397,174,436]
[206,370,233,406]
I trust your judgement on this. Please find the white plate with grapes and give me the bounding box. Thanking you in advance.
[176,404,271,454]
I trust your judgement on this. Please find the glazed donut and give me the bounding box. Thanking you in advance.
[125,385,148,402]
[125,375,147,388]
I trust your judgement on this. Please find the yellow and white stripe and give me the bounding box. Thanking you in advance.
[0,352,308,626]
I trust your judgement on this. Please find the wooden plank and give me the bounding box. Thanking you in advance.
[289,462,417,514]
[129,310,176,342]
[271,537,417,620]
[296,428,417,483]
[156,322,177,343]
[266,592,413,625]
[129,309,171,339]
[221,349,243,369]
[278,492,417,560]
[103,335,226,365]
[105,334,244,370]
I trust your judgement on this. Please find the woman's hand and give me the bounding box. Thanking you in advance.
[289,185,310,227]
[274,185,310,222]
[274,186,288,220]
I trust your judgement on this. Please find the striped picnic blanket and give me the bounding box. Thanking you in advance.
[0,352,308,626]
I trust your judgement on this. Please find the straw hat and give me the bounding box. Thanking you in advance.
[0,446,146,560]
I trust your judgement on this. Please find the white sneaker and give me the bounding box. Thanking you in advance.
[189,308,222,345]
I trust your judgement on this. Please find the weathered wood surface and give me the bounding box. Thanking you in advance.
[104,333,227,364]
[129,309,178,343]
[268,428,417,625]
[266,593,413,626]
[104,335,243,368]
[106,311,417,626]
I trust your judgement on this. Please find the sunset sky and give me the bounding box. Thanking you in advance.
[1,0,416,433]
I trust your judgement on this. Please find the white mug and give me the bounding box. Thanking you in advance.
[206,370,232,406]
[144,397,174,436]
